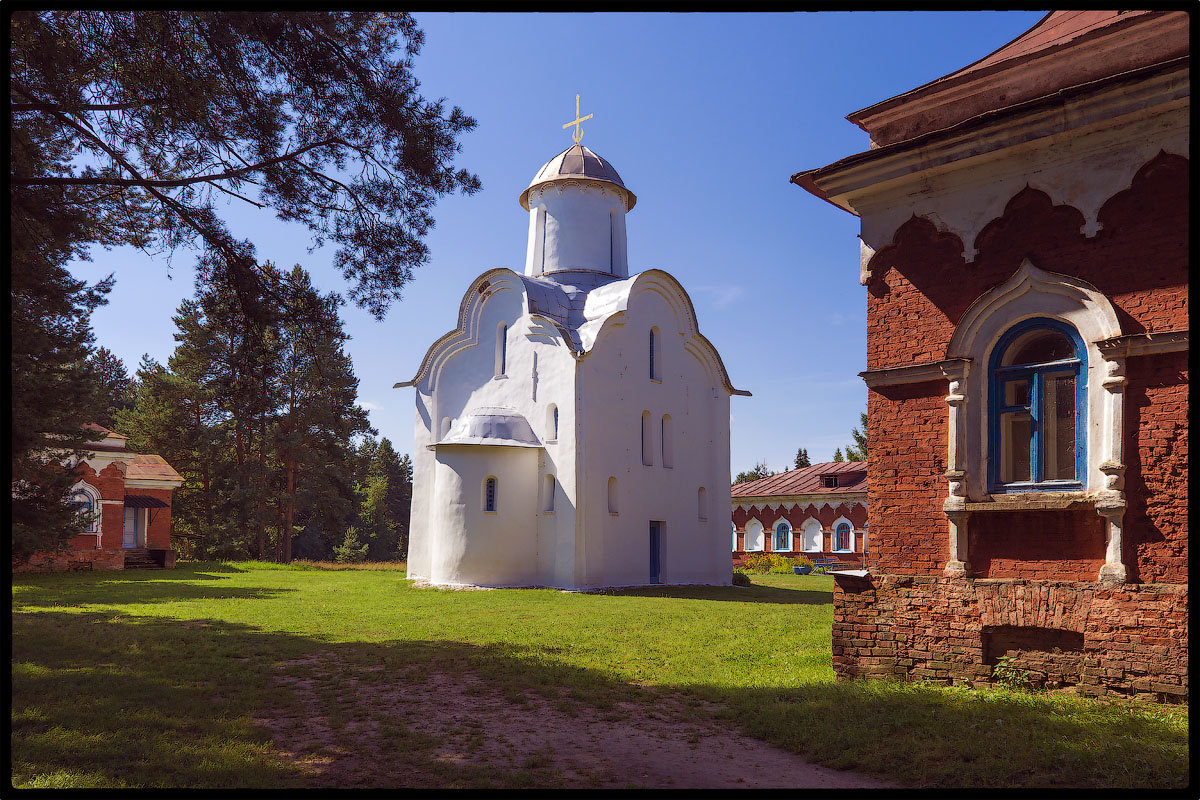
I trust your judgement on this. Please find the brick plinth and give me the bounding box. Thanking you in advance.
[833,574,1188,701]
[13,548,126,573]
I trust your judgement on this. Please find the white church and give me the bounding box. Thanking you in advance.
[396,130,748,590]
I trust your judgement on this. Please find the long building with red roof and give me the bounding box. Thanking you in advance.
[731,461,867,568]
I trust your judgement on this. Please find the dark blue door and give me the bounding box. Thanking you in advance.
[649,521,661,584]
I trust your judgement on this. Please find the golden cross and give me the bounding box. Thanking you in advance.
[561,94,593,144]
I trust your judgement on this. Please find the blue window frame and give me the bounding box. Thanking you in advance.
[834,523,851,552]
[988,318,1086,492]
[774,522,790,551]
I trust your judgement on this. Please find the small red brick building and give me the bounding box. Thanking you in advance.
[731,462,867,568]
[18,424,184,572]
[792,11,1188,699]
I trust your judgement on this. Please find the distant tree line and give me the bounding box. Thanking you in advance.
[732,412,868,484]
[110,264,411,562]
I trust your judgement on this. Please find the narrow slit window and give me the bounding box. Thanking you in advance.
[649,327,661,381]
[641,411,653,466]
[495,322,508,376]
[484,477,497,512]
[698,487,708,521]
[608,477,619,514]
[543,474,555,512]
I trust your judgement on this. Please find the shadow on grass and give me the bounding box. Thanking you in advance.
[602,584,832,605]
[12,570,296,609]
[10,608,1188,790]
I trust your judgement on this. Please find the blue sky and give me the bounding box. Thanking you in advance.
[68,10,1046,475]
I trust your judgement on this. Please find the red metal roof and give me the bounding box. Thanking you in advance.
[732,461,867,498]
[82,422,128,439]
[844,10,1189,147]
[125,454,184,483]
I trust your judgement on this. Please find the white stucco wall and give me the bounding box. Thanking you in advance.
[577,283,731,588]
[525,183,629,277]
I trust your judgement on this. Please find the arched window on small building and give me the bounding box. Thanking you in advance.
[69,484,100,537]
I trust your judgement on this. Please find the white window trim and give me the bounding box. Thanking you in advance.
[944,259,1127,583]
[70,482,102,546]
[800,518,823,553]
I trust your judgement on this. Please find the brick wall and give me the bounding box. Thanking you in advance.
[1124,350,1189,584]
[13,548,125,573]
[969,509,1105,580]
[867,382,947,575]
[833,575,1187,700]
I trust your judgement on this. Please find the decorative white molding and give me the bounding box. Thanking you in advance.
[1096,329,1189,358]
[861,357,969,389]
[806,66,1188,262]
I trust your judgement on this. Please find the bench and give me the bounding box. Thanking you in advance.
[809,557,849,575]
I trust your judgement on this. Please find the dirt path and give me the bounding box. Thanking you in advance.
[255,654,893,789]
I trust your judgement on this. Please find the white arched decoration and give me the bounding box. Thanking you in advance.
[744,518,765,552]
[943,258,1126,584]
[800,518,823,553]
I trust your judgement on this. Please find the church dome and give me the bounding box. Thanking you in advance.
[519,144,637,211]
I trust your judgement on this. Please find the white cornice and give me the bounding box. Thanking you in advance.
[807,66,1189,260]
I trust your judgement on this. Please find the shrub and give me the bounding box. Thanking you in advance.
[731,571,752,587]
[744,553,809,574]
[991,655,1031,690]
[333,526,369,564]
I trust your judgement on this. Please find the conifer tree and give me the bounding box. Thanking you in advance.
[794,448,811,470]
[833,448,845,463]
[844,412,868,462]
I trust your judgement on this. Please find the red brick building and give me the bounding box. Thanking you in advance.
[792,11,1188,699]
[17,424,184,572]
[731,462,867,568]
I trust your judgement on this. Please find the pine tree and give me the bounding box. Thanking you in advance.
[844,412,868,462]
[794,448,811,470]
[833,448,845,462]
[734,461,775,484]
[79,347,136,429]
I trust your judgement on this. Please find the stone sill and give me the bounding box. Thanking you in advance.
[965,493,1094,512]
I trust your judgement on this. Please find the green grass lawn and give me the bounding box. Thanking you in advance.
[11,562,1188,789]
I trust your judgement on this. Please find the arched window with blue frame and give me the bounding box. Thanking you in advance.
[989,317,1086,492]
[834,522,851,552]
[774,521,790,552]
